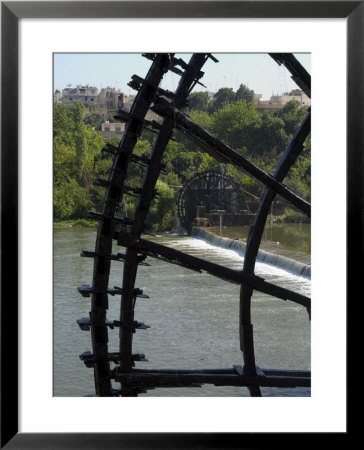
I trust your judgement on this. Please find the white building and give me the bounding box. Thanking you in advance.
[257,89,311,109]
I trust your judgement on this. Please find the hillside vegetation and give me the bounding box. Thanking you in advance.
[54,85,310,231]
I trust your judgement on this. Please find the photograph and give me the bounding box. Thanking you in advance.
[2,0,355,445]
[53,52,311,398]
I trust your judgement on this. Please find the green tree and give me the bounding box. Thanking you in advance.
[279,100,307,136]
[69,101,87,175]
[211,100,261,152]
[53,102,105,220]
[284,136,311,200]
[210,87,235,112]
[187,110,214,132]
[147,180,177,231]
[235,84,255,103]
[251,111,287,156]
[187,91,210,111]
[162,141,218,184]
[84,112,105,130]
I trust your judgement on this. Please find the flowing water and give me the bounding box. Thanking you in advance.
[54,226,311,397]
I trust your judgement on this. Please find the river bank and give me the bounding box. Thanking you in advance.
[53,219,98,228]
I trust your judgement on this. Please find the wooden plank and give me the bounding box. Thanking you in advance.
[115,370,311,388]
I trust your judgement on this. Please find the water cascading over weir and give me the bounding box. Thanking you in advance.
[191,228,311,278]
[77,53,311,397]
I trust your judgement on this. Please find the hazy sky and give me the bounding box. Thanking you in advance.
[53,53,310,101]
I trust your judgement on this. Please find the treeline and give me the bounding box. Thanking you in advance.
[53,85,310,230]
[53,102,177,230]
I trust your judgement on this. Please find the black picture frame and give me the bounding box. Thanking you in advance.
[1,1,357,448]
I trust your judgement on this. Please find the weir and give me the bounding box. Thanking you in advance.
[191,227,311,278]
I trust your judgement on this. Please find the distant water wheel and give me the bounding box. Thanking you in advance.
[77,53,311,397]
[177,170,254,233]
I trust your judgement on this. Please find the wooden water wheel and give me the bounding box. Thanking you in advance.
[177,170,255,233]
[77,53,311,397]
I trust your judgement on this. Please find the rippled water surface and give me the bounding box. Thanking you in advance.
[54,229,311,397]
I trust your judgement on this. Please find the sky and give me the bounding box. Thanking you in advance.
[53,53,310,101]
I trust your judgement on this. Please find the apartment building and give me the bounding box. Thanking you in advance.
[62,85,99,107]
[98,88,124,110]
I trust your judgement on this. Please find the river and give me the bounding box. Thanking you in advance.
[53,226,311,397]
